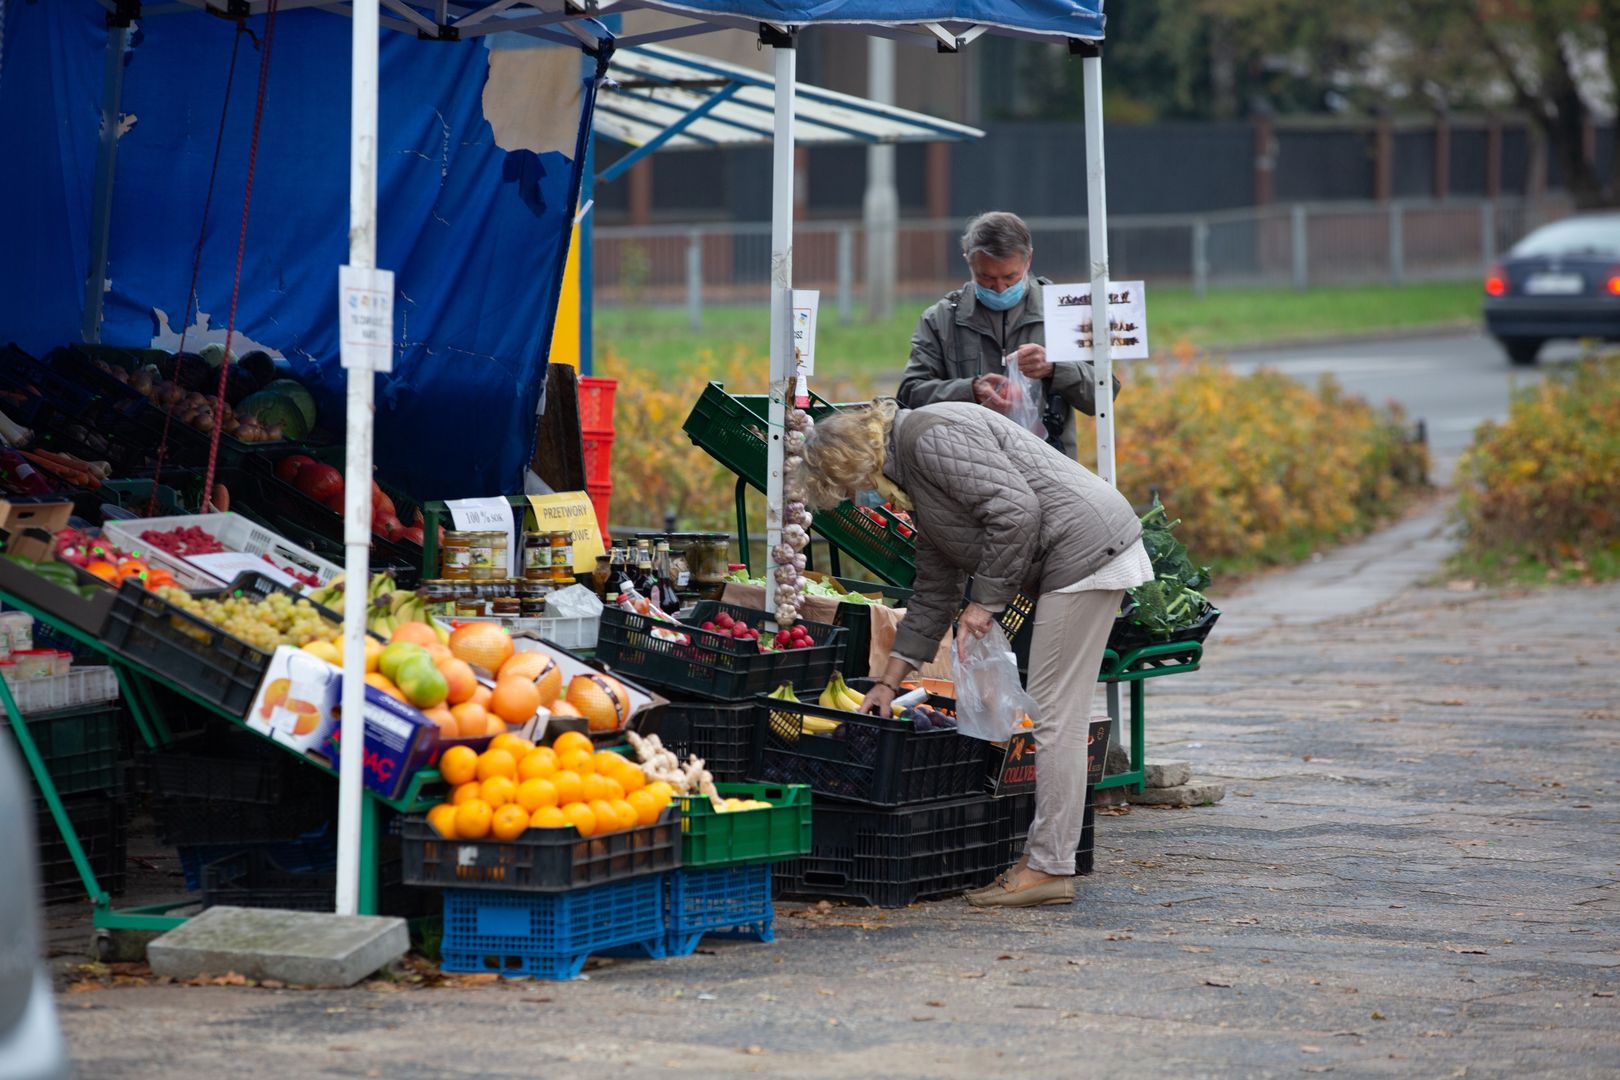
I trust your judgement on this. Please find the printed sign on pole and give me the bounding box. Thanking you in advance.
[339,265,395,372]
[526,492,607,574]
[1040,281,1149,364]
[445,497,517,577]
[791,289,819,376]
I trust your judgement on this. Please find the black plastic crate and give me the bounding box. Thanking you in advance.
[596,601,846,702]
[657,699,756,783]
[150,750,335,846]
[775,794,1015,908]
[140,735,292,804]
[200,848,334,912]
[3,702,123,797]
[1108,600,1221,656]
[1001,787,1097,876]
[100,571,342,718]
[749,689,986,807]
[36,793,127,905]
[400,807,680,893]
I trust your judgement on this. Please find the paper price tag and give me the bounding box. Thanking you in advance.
[339,265,395,372]
[791,289,819,376]
[526,492,606,573]
[1040,280,1149,363]
[445,496,517,577]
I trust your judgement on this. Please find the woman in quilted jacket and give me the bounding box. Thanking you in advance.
[799,398,1152,908]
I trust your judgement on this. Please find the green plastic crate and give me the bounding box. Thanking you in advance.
[678,782,812,869]
[683,383,918,587]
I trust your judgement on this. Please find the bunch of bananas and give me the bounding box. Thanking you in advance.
[766,682,840,737]
[306,572,449,642]
[817,672,867,714]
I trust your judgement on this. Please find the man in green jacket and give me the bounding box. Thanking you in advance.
[896,211,1120,459]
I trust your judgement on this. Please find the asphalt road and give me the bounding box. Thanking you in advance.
[1218,330,1587,485]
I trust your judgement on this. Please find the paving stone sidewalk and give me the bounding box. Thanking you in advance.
[55,579,1620,1079]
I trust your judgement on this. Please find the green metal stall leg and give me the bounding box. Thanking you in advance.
[359,795,381,916]
[1129,678,1147,794]
[112,663,163,751]
[0,676,108,906]
[125,669,175,746]
[734,476,751,576]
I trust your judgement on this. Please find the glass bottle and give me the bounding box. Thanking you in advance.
[603,544,628,604]
[590,555,612,600]
[634,539,658,598]
[654,541,681,613]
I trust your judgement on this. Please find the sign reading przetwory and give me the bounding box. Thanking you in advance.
[1041,280,1148,363]
[526,492,606,574]
[339,265,394,372]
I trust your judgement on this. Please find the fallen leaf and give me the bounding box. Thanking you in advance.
[260,980,285,990]
[958,972,986,979]
[1204,979,1233,988]
[996,954,1015,961]
[210,972,249,987]
[109,963,151,977]
[1368,715,1400,724]
[1066,959,1087,967]
[1593,991,1616,998]
[925,1001,945,1008]
[1301,1045,1322,1054]
[742,1046,764,1056]
[816,989,834,996]
[1422,1030,1452,1038]
[1444,945,1488,955]
[1440,699,1466,706]
[1371,1012,1386,1021]
[1180,946,1213,954]
[911,1016,935,1022]
[1302,1067,1335,1074]
[66,981,104,994]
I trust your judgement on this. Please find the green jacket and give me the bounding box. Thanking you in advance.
[896,276,1121,459]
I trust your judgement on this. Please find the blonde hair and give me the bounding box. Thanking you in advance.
[799,399,898,510]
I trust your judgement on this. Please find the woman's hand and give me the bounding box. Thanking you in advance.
[859,681,897,717]
[957,602,995,655]
[1014,344,1053,380]
[972,373,1012,413]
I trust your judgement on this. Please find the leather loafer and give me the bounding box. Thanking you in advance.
[966,876,1075,908]
[963,873,1010,901]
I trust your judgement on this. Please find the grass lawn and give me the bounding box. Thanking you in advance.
[596,280,1481,381]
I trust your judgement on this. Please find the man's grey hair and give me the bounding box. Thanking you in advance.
[961,211,1033,261]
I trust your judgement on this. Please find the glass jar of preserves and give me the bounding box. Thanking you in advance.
[519,581,550,619]
[548,531,574,586]
[454,591,485,618]
[420,579,458,618]
[441,531,476,580]
[469,531,507,581]
[491,594,521,618]
[522,532,551,582]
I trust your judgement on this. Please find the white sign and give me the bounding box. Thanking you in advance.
[1041,280,1149,363]
[791,289,819,376]
[445,496,518,577]
[186,551,305,591]
[339,265,395,372]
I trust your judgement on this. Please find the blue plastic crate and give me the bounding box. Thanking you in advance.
[175,823,336,892]
[665,865,775,958]
[440,876,666,981]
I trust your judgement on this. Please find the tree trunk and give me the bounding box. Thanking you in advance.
[1598,0,1620,202]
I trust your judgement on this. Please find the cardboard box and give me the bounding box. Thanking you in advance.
[0,499,73,562]
[244,646,437,801]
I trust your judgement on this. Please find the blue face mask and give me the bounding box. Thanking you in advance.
[851,489,885,508]
[974,277,1026,311]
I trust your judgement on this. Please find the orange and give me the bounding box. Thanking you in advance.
[580,773,614,803]
[469,684,493,710]
[438,658,479,705]
[449,702,488,736]
[490,803,530,841]
[625,789,661,827]
[550,769,584,806]
[453,799,493,840]
[475,748,517,782]
[451,781,483,806]
[489,733,536,758]
[551,730,593,757]
[530,805,568,829]
[427,803,459,838]
[587,799,622,833]
[86,560,120,583]
[549,701,583,719]
[424,642,455,666]
[489,677,542,725]
[448,621,515,674]
[615,765,646,795]
[644,780,675,807]
[561,801,597,837]
[608,798,638,832]
[479,775,517,809]
[440,745,478,786]
[499,651,564,707]
[422,704,457,739]
[592,750,627,775]
[483,713,506,737]
[516,777,559,813]
[391,620,439,647]
[364,671,408,703]
[558,748,595,776]
[517,747,558,781]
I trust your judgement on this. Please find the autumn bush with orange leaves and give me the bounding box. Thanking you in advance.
[599,347,1429,575]
[1454,353,1620,579]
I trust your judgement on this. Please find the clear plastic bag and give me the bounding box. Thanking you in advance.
[1002,352,1047,440]
[950,623,1039,742]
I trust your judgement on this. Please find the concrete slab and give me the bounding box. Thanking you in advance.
[147,907,408,988]
[1127,779,1227,807]
[1143,759,1192,789]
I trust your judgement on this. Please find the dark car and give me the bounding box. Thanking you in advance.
[0,735,70,1079]
[1483,212,1620,365]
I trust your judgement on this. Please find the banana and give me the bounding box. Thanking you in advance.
[818,681,843,710]
[802,717,841,735]
[390,589,413,615]
[431,617,450,644]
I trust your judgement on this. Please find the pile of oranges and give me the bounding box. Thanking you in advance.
[427,729,673,841]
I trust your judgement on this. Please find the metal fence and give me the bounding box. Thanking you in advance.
[592,196,1573,325]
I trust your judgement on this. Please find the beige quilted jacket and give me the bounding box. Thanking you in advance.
[884,402,1141,665]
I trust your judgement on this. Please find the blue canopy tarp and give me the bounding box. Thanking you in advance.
[0,0,602,499]
[619,0,1104,41]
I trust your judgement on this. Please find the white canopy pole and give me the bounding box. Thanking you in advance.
[335,0,381,917]
[764,32,796,613]
[1081,50,1114,487]
[862,36,897,322]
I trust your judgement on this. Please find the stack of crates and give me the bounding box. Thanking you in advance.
[577,376,617,537]
[3,666,129,904]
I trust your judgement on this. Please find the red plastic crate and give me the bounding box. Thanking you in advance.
[577,377,617,435]
[583,433,615,486]
[587,481,612,540]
